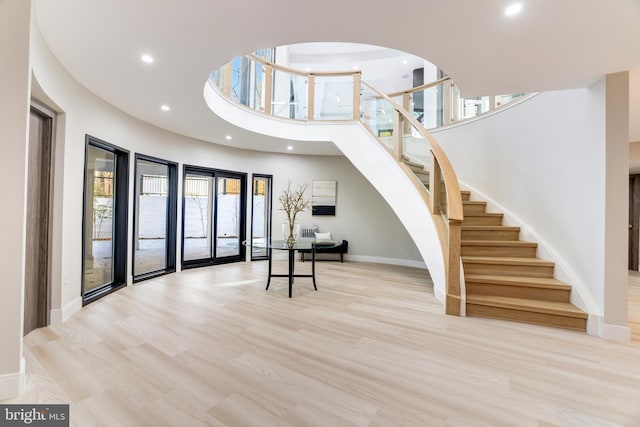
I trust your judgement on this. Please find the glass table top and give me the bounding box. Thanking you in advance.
[243,238,340,251]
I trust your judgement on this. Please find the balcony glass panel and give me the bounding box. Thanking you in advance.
[410,84,445,129]
[496,93,525,107]
[360,84,394,149]
[252,60,266,112]
[271,69,307,120]
[313,75,354,120]
[402,121,431,180]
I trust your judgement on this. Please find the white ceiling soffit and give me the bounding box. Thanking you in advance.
[33,0,640,154]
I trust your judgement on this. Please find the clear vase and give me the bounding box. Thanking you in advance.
[282,222,301,245]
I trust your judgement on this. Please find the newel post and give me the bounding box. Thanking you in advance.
[443,82,453,125]
[264,64,273,115]
[353,73,361,120]
[307,74,315,121]
[222,63,233,97]
[392,110,403,161]
[402,93,411,134]
[446,219,462,316]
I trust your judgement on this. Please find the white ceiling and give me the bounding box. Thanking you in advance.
[285,42,429,94]
[33,0,640,155]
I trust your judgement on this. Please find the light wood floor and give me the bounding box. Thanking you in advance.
[628,270,640,342]
[4,260,640,426]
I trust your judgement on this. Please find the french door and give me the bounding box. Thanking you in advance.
[251,174,272,260]
[182,166,246,268]
[82,136,129,304]
[133,154,178,281]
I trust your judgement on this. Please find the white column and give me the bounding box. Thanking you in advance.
[0,0,32,398]
[603,71,631,341]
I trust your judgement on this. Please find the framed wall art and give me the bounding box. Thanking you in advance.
[312,180,336,216]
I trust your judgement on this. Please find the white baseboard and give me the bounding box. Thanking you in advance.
[50,296,82,324]
[586,314,602,337]
[0,357,25,400]
[602,323,632,342]
[269,253,427,269]
[344,255,427,269]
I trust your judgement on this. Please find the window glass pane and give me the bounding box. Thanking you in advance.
[216,177,241,257]
[134,159,169,276]
[84,145,115,293]
[184,173,213,260]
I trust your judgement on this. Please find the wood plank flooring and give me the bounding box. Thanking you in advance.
[3,260,640,426]
[628,270,640,342]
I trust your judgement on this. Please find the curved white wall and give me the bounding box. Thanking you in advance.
[432,83,616,333]
[630,69,640,143]
[29,25,425,323]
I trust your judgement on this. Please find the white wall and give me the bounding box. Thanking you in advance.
[433,84,609,328]
[603,72,630,340]
[0,0,31,399]
[630,69,640,143]
[630,142,640,172]
[29,25,423,318]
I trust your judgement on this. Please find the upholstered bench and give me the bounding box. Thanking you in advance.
[297,229,348,263]
[299,239,348,263]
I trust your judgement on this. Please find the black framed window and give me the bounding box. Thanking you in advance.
[182,165,247,269]
[132,154,178,282]
[82,135,129,304]
[251,174,272,260]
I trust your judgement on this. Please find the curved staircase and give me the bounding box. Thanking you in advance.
[210,53,588,332]
[403,157,587,331]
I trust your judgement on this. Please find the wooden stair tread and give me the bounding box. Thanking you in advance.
[462,240,537,247]
[464,274,570,290]
[467,295,587,318]
[461,189,586,332]
[462,256,554,267]
[463,212,503,218]
[462,225,519,231]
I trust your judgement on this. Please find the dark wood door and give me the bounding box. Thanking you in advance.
[24,107,53,335]
[629,175,640,271]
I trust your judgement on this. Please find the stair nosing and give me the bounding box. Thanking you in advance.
[464,274,571,289]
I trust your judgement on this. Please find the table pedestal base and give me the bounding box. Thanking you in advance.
[266,246,317,298]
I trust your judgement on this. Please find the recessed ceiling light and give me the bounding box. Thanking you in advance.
[160,105,170,111]
[287,146,293,151]
[225,135,232,140]
[141,54,154,64]
[353,65,359,70]
[505,3,522,16]
[402,59,408,65]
